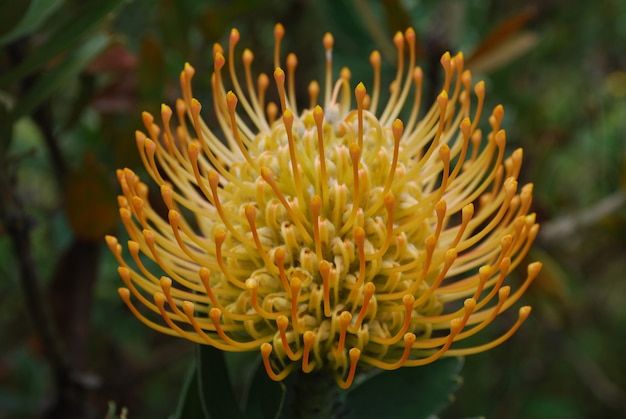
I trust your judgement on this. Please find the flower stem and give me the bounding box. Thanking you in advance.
[286,370,346,419]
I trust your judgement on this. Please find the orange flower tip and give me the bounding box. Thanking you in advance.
[118,288,131,301]
[273,67,285,82]
[323,32,334,50]
[383,192,395,209]
[143,229,156,245]
[212,43,224,55]
[464,298,477,313]
[340,311,352,325]
[118,267,131,281]
[182,301,195,316]
[242,48,254,65]
[214,229,227,245]
[141,111,153,125]
[444,248,457,264]
[528,262,543,277]
[412,66,423,82]
[261,342,273,356]
[190,98,202,114]
[403,332,417,346]
[494,104,504,119]
[144,138,156,155]
[308,80,319,96]
[274,23,285,40]
[402,293,415,305]
[439,143,451,160]
[349,347,361,360]
[404,27,416,43]
[207,169,220,187]
[187,141,200,159]
[226,91,238,110]
[450,318,464,334]
[437,90,449,107]
[393,31,404,48]
[313,105,324,121]
[275,246,286,263]
[319,260,331,275]
[229,28,240,45]
[498,286,511,300]
[276,315,289,330]
[160,103,172,117]
[474,80,485,97]
[160,276,172,290]
[364,282,376,295]
[258,72,270,89]
[209,307,222,321]
[369,50,381,67]
[392,118,404,138]
[282,109,294,124]
[453,52,464,68]
[353,226,366,243]
[245,278,258,290]
[340,67,351,81]
[245,203,257,220]
[260,166,274,181]
[290,276,302,289]
[105,235,118,247]
[199,266,211,280]
[127,240,140,255]
[519,306,532,320]
[175,98,186,113]
[286,53,298,69]
[355,82,366,101]
[303,331,315,344]
[183,62,195,77]
[436,199,447,213]
[168,210,181,226]
[478,265,492,279]
[153,292,166,306]
[495,129,507,147]
[116,195,128,209]
[349,142,361,160]
[119,207,131,221]
[425,234,437,248]
[213,52,225,70]
[460,117,471,135]
[311,194,322,211]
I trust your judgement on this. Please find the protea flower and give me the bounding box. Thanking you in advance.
[106,24,541,390]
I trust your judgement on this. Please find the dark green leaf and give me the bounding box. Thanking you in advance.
[244,360,286,419]
[196,345,244,419]
[343,357,464,419]
[0,0,125,87]
[172,360,207,419]
[8,33,109,122]
[0,0,62,45]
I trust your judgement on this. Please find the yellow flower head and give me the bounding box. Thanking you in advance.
[106,24,541,389]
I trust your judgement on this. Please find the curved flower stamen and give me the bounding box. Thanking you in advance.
[108,23,541,388]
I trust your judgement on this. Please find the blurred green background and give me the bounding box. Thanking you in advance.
[1,0,625,418]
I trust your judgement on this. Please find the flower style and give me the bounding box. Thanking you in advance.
[106,24,541,389]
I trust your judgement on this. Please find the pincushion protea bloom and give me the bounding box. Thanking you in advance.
[106,24,541,389]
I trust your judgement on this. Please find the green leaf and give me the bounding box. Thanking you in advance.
[196,345,244,419]
[0,0,63,45]
[244,360,287,419]
[342,357,464,419]
[172,361,207,419]
[8,33,110,122]
[0,0,125,87]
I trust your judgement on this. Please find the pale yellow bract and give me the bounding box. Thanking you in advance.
[106,23,541,389]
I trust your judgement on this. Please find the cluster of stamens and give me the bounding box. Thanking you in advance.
[106,23,541,388]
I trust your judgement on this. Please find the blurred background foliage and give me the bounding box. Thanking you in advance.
[1,0,625,418]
